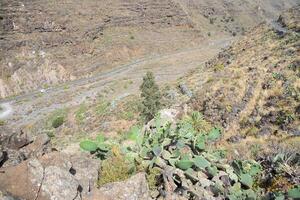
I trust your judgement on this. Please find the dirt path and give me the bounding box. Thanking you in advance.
[1,37,233,129]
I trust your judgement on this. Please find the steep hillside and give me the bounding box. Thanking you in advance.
[0,0,298,98]
[175,0,299,36]
[182,6,299,155]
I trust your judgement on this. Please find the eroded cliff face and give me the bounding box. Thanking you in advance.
[0,0,298,98]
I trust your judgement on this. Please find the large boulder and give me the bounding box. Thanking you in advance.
[21,133,51,158]
[0,152,100,200]
[0,158,48,199]
[1,130,33,150]
[0,133,51,168]
[179,83,193,98]
[70,153,100,195]
[84,173,150,200]
[42,166,80,200]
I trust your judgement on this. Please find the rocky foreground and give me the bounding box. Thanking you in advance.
[0,131,150,199]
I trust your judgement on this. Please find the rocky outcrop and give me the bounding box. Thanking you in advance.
[70,154,100,195]
[85,173,150,200]
[0,152,100,200]
[0,132,51,167]
[0,129,99,199]
[0,151,150,200]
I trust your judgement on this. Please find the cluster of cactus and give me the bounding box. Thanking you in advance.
[121,115,263,199]
[80,112,300,199]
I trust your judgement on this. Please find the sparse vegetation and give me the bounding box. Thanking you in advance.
[52,116,64,128]
[0,120,5,126]
[97,146,134,186]
[117,97,141,121]
[75,104,87,123]
[95,100,110,118]
[47,108,68,129]
[213,64,225,71]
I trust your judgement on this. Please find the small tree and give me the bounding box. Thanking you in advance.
[140,72,161,122]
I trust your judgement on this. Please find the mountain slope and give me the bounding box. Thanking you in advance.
[0,0,298,98]
[182,6,299,152]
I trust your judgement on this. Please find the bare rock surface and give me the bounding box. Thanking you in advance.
[0,152,100,200]
[85,173,150,200]
[70,153,100,195]
[0,132,51,168]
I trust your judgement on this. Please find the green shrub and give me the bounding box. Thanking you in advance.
[117,97,141,121]
[181,111,212,133]
[81,112,298,199]
[147,167,161,190]
[44,130,55,138]
[0,120,5,126]
[140,72,161,122]
[46,108,68,129]
[98,146,134,186]
[52,116,64,128]
[75,104,87,123]
[214,64,225,72]
[95,101,110,117]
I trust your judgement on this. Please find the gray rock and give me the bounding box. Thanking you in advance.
[289,128,300,136]
[0,193,20,200]
[159,109,179,124]
[85,173,150,200]
[257,127,272,137]
[0,152,83,200]
[70,153,100,195]
[179,83,193,97]
[2,130,33,150]
[0,132,50,168]
[0,158,45,199]
[226,135,245,143]
[21,133,51,158]
[42,166,80,200]
[1,149,26,167]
